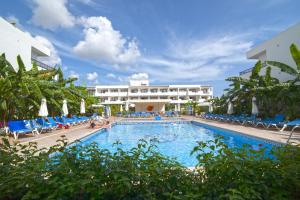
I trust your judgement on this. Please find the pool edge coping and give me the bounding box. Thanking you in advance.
[190,120,285,146]
[77,120,285,146]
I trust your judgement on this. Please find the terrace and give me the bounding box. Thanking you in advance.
[5,116,298,150]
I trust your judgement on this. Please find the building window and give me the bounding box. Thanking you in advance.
[160,96,168,99]
[98,89,108,93]
[179,89,186,92]
[111,97,118,101]
[160,89,168,93]
[190,97,196,101]
[140,96,148,100]
[189,89,197,93]
[121,97,127,101]
[169,89,177,92]
[100,97,108,102]
[110,89,118,93]
[202,89,208,94]
[150,89,158,93]
[130,97,138,100]
[150,96,158,99]
[179,96,185,100]
[88,89,95,96]
[131,89,138,93]
[120,89,128,92]
[170,96,177,100]
[141,89,148,93]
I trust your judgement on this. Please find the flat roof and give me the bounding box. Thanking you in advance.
[247,22,300,59]
[88,84,212,88]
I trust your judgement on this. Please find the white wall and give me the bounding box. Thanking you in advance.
[243,22,300,82]
[135,102,165,112]
[0,17,50,71]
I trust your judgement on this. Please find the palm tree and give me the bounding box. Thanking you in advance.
[224,61,280,116]
[265,44,300,118]
[0,54,95,124]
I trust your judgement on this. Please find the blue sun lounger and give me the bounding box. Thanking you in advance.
[23,119,43,134]
[72,115,84,124]
[255,114,285,130]
[78,115,89,122]
[36,118,55,132]
[280,118,300,132]
[55,116,71,126]
[8,120,36,139]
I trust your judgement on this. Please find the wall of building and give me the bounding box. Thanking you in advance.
[88,82,213,112]
[0,17,50,71]
[241,22,300,82]
[135,102,165,112]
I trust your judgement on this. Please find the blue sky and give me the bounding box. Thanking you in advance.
[1,0,300,96]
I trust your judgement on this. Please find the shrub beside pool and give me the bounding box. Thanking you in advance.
[0,137,299,200]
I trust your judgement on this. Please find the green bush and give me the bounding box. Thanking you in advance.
[0,137,299,199]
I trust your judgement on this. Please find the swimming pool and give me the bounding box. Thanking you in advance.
[79,121,280,166]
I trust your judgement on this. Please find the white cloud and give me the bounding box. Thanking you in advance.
[31,0,75,30]
[86,72,98,81]
[168,35,253,61]
[69,70,79,79]
[73,16,140,64]
[34,35,62,67]
[129,73,149,80]
[106,73,116,78]
[135,34,254,82]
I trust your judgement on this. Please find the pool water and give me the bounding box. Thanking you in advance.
[80,121,279,167]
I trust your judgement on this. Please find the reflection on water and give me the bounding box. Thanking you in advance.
[81,122,277,166]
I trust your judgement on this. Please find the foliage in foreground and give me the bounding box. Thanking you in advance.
[0,137,299,200]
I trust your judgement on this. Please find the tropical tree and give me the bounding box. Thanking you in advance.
[223,61,279,115]
[265,43,300,118]
[0,54,96,125]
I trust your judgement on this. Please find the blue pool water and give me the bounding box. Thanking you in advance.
[79,121,280,166]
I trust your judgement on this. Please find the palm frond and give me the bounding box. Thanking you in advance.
[267,61,297,75]
[290,43,300,70]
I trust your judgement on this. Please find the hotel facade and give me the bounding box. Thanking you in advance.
[240,22,300,82]
[87,79,213,112]
[0,17,51,71]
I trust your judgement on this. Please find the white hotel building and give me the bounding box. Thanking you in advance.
[240,22,300,81]
[87,79,213,112]
[0,17,51,71]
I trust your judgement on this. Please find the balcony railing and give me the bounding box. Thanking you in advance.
[31,57,54,70]
[239,62,267,76]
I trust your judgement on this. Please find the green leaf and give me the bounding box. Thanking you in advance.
[267,61,297,76]
[250,61,262,79]
[290,43,300,70]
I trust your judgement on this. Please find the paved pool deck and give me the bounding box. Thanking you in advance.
[2,116,299,149]
[189,116,300,145]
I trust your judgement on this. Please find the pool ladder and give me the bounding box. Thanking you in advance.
[286,125,299,143]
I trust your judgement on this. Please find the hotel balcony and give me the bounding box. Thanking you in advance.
[239,62,267,76]
[127,91,212,96]
[31,57,54,70]
[95,92,128,97]
[94,88,213,98]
